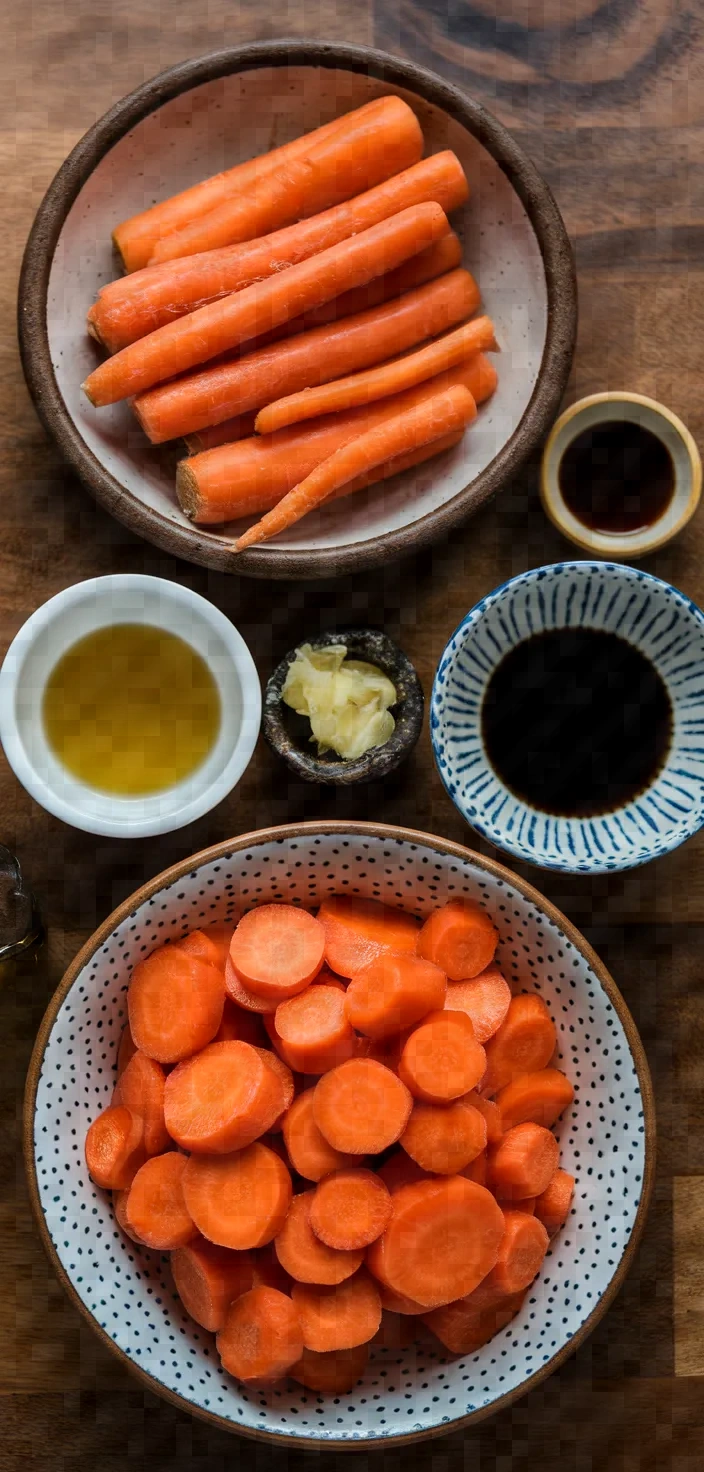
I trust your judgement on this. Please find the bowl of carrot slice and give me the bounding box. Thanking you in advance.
[19,41,576,579]
[25,821,653,1446]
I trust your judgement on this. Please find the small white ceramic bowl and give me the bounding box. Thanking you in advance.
[0,575,261,837]
[540,392,702,558]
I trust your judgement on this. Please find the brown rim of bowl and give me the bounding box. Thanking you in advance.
[23,820,654,1450]
[18,40,577,582]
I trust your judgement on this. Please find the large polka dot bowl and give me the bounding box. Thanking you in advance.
[24,823,654,1448]
[431,562,704,874]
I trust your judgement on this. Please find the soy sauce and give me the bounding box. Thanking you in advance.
[560,421,674,534]
[481,628,672,817]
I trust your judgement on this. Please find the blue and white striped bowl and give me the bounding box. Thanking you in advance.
[431,562,704,874]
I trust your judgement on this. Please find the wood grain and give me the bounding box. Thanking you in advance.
[674,1178,704,1375]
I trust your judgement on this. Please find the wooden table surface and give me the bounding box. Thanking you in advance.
[2,0,703,1465]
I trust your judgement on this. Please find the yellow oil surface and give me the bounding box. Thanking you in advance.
[42,623,221,796]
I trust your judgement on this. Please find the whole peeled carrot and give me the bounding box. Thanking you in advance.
[176,356,496,524]
[82,202,449,407]
[88,156,467,353]
[113,97,388,272]
[149,95,423,265]
[255,316,498,434]
[134,267,475,443]
[234,383,476,550]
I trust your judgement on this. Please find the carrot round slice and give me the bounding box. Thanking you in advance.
[217,1286,303,1384]
[85,1104,146,1190]
[398,1009,486,1102]
[128,944,224,1063]
[373,1309,421,1349]
[171,1237,254,1332]
[318,895,420,978]
[376,1151,430,1194]
[290,1343,369,1393]
[367,1176,504,1309]
[534,1168,575,1236]
[483,1210,549,1295]
[481,994,557,1097]
[309,1169,392,1250]
[113,1050,169,1156]
[488,1122,560,1200]
[117,1022,138,1078]
[176,924,233,971]
[496,1067,575,1132]
[378,1279,429,1316]
[164,1040,286,1154]
[282,1089,359,1182]
[444,963,512,1043]
[251,1242,293,1295]
[123,1152,197,1250]
[400,1098,487,1174]
[274,1192,364,1285]
[252,1047,295,1130]
[274,984,358,1074]
[182,1142,292,1250]
[345,952,447,1040]
[462,1090,503,1144]
[113,1188,144,1244]
[224,956,277,1014]
[423,1283,526,1354]
[292,1267,382,1351]
[417,897,498,981]
[229,904,325,1001]
[213,997,268,1046]
[313,1059,413,1155]
[462,1149,488,1186]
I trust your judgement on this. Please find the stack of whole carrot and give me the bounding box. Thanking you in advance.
[85,893,576,1394]
[82,96,499,548]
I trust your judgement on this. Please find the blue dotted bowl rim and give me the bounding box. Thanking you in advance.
[23,820,656,1450]
[430,560,704,874]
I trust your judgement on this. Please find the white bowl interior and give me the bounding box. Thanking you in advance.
[1,576,261,836]
[47,66,548,554]
[31,830,647,1444]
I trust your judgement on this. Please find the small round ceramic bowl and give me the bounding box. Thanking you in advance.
[0,575,261,838]
[24,821,653,1447]
[263,628,423,784]
[431,561,704,874]
[541,392,702,558]
[19,40,576,580]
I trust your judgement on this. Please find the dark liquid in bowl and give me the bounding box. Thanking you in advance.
[481,628,672,817]
[559,421,674,534]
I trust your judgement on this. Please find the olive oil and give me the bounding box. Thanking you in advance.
[43,624,221,796]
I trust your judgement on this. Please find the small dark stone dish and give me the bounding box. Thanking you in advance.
[264,628,424,785]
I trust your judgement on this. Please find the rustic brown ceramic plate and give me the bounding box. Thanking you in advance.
[19,41,577,579]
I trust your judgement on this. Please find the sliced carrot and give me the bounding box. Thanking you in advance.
[229,904,325,1001]
[282,1089,359,1182]
[216,1285,303,1385]
[213,996,268,1046]
[250,1242,293,1295]
[344,953,447,1041]
[182,1141,292,1250]
[483,1210,549,1296]
[309,1169,392,1250]
[291,1267,382,1351]
[117,1021,137,1078]
[289,1343,369,1393]
[123,1151,197,1250]
[397,1009,486,1102]
[113,1188,144,1244]
[253,1047,295,1130]
[365,1028,412,1074]
[462,1149,488,1186]
[127,943,224,1064]
[400,1098,487,1174]
[372,1310,420,1350]
[488,1122,560,1200]
[273,984,357,1074]
[112,1049,169,1156]
[255,316,496,435]
[313,1059,413,1155]
[83,202,449,407]
[176,923,233,971]
[164,1040,286,1153]
[274,1192,364,1285]
[496,1068,575,1132]
[224,956,277,1014]
[234,383,476,550]
[171,1236,254,1332]
[150,268,475,448]
[90,154,467,353]
[480,994,557,1097]
[150,96,423,263]
[444,963,512,1043]
[85,1104,146,1190]
[376,1151,430,1194]
[462,1090,503,1145]
[318,895,420,978]
[496,1195,536,1215]
[423,1285,526,1354]
[377,1277,430,1315]
[534,1168,575,1237]
[417,898,498,981]
[366,1176,504,1309]
[112,102,374,271]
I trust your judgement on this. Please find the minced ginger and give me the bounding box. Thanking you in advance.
[282,644,397,761]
